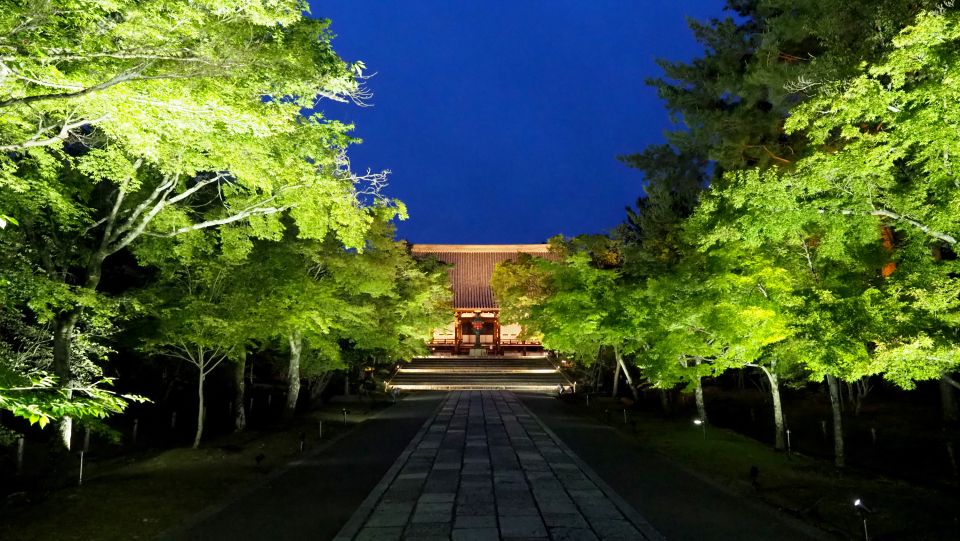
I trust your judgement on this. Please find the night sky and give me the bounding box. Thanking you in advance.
[312,1,728,244]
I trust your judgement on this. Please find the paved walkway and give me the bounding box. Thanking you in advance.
[335,391,662,541]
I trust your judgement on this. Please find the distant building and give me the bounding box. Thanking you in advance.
[411,244,554,356]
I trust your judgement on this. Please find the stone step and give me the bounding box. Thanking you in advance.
[386,356,572,392]
[388,383,564,391]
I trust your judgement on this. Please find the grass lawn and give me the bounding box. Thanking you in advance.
[0,398,393,541]
[580,396,959,540]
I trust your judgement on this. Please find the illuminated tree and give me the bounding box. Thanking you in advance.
[0,1,387,447]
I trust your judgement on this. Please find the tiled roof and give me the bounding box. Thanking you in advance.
[411,245,553,309]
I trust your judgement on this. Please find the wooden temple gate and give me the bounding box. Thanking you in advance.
[410,244,551,356]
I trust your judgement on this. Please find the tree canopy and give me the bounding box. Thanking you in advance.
[0,1,441,446]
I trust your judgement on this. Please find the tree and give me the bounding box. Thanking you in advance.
[773,9,960,390]
[141,246,249,448]
[0,1,387,447]
[649,0,941,175]
[689,10,960,463]
[0,249,143,429]
[494,238,643,401]
[228,216,449,418]
[615,0,950,463]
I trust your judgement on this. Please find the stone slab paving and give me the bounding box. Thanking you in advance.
[335,391,662,541]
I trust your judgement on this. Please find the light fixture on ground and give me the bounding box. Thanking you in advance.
[693,418,706,439]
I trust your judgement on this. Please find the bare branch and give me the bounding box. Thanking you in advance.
[31,51,228,66]
[82,216,109,234]
[819,208,958,244]
[153,205,289,237]
[756,282,769,299]
[0,114,110,152]
[784,75,822,94]
[0,64,150,108]
[203,348,230,377]
[109,179,179,254]
[111,174,178,243]
[869,209,957,244]
[0,61,84,91]
[161,175,225,207]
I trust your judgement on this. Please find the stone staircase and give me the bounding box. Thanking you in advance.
[386,356,573,392]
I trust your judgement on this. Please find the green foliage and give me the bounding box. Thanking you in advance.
[504,3,960,407]
[0,1,391,431]
[0,368,145,428]
[694,9,960,386]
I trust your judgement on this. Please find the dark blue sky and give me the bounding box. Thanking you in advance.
[312,1,728,244]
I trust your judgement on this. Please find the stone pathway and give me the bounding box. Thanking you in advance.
[335,391,662,541]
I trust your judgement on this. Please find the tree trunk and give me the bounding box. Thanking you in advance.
[693,375,707,423]
[659,389,671,415]
[285,330,302,419]
[52,312,79,450]
[193,371,205,449]
[691,358,708,423]
[611,351,621,398]
[613,345,640,402]
[941,373,959,424]
[760,363,785,450]
[51,250,107,450]
[233,349,247,432]
[308,371,334,407]
[826,374,845,468]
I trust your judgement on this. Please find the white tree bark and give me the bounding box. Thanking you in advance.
[757,363,785,450]
[193,371,205,449]
[161,343,226,449]
[233,349,247,432]
[693,374,707,423]
[613,345,640,402]
[692,358,708,423]
[285,330,302,418]
[611,350,621,398]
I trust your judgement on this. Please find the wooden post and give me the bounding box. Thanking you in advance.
[16,437,24,474]
[454,312,462,355]
[947,442,958,478]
